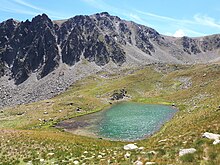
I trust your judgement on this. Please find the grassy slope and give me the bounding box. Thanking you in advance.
[0,64,220,164]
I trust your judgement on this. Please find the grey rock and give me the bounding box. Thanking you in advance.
[179,148,196,156]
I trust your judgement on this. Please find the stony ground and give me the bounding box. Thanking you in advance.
[0,61,121,109]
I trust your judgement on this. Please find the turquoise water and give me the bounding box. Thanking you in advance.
[96,103,177,141]
[57,102,177,141]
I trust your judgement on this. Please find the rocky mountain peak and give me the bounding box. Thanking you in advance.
[32,13,50,21]
[31,13,54,31]
[0,19,18,44]
[99,12,110,16]
[1,18,19,27]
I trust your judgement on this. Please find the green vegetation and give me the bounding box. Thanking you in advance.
[0,64,220,164]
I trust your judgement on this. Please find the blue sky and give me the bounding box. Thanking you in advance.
[1,0,220,37]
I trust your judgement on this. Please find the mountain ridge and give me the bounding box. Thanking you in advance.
[1,12,220,84]
[0,12,220,108]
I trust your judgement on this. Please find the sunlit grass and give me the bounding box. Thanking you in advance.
[0,64,220,164]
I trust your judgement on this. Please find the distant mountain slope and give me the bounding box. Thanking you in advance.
[1,12,220,84]
[0,12,220,108]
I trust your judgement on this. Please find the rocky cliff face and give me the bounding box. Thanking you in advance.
[1,12,220,85]
[0,14,59,84]
[58,13,126,66]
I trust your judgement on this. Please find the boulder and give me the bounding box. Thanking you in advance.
[179,148,196,156]
[76,107,81,112]
[17,112,25,115]
[124,152,131,159]
[145,162,156,165]
[158,139,167,143]
[97,155,102,159]
[202,132,220,144]
[202,132,220,140]
[134,160,143,165]
[138,147,145,150]
[147,151,156,155]
[73,160,79,165]
[47,152,54,156]
[213,139,220,145]
[27,161,32,165]
[123,144,138,150]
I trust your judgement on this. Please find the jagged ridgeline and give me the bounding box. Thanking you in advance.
[0,12,220,85]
